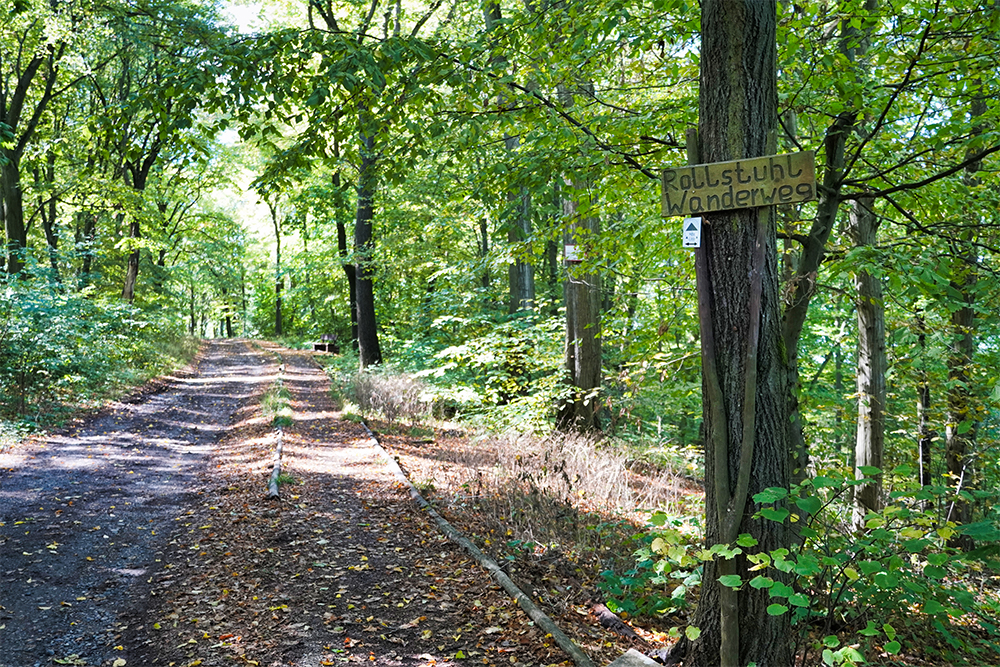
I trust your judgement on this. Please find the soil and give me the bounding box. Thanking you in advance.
[0,340,653,667]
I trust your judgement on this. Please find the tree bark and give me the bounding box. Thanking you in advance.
[848,195,886,528]
[121,217,142,302]
[355,129,383,368]
[2,159,29,274]
[557,178,601,431]
[685,2,791,665]
[269,200,284,337]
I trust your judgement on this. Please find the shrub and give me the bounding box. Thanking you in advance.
[0,276,190,422]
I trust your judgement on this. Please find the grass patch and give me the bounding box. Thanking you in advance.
[262,380,293,427]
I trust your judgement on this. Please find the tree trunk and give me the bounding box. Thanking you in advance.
[332,146,359,348]
[479,216,491,291]
[848,195,886,528]
[120,153,159,302]
[944,92,986,544]
[355,129,383,368]
[916,312,934,504]
[484,0,535,314]
[189,283,196,335]
[945,264,976,534]
[781,3,876,486]
[506,183,535,313]
[267,198,284,337]
[685,2,791,665]
[79,212,97,288]
[1,158,28,275]
[35,151,61,284]
[121,218,142,302]
[557,179,601,431]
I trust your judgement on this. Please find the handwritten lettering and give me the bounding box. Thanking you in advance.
[661,151,815,217]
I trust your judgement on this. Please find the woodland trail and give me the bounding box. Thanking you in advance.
[0,340,275,667]
[1,341,577,667]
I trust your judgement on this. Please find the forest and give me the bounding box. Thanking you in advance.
[2,0,1000,665]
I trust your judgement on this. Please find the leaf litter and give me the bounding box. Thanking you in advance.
[123,344,590,666]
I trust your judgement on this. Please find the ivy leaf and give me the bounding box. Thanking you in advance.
[719,575,743,588]
[685,626,701,641]
[885,641,901,655]
[766,603,788,616]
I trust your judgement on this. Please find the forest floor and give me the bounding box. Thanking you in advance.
[0,340,666,667]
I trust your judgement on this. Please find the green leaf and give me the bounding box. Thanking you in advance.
[885,641,901,655]
[685,626,701,641]
[859,560,882,576]
[719,574,743,588]
[749,575,774,589]
[883,623,896,641]
[859,621,880,637]
[769,581,794,598]
[753,487,788,503]
[923,565,946,579]
[927,553,949,566]
[736,534,758,547]
[760,507,790,523]
[795,496,822,515]
[766,603,788,616]
[788,593,810,607]
[858,466,882,476]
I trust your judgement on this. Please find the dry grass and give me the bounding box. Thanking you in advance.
[350,370,429,427]
[379,424,704,581]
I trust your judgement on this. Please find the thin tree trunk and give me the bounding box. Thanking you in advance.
[916,312,934,504]
[189,283,196,335]
[77,212,97,287]
[332,142,359,348]
[848,196,886,527]
[268,200,284,337]
[35,151,61,284]
[121,218,142,302]
[479,217,491,291]
[781,1,877,486]
[484,0,534,313]
[944,92,986,544]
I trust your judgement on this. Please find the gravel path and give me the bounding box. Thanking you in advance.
[0,340,276,667]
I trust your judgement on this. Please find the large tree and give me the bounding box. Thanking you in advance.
[684,1,791,665]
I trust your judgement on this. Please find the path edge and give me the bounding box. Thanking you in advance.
[358,420,598,667]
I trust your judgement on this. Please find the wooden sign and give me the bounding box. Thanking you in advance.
[661,151,816,217]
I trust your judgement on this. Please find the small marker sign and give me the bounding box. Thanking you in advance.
[682,217,702,248]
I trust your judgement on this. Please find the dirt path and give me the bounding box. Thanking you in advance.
[2,342,579,667]
[0,340,276,667]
